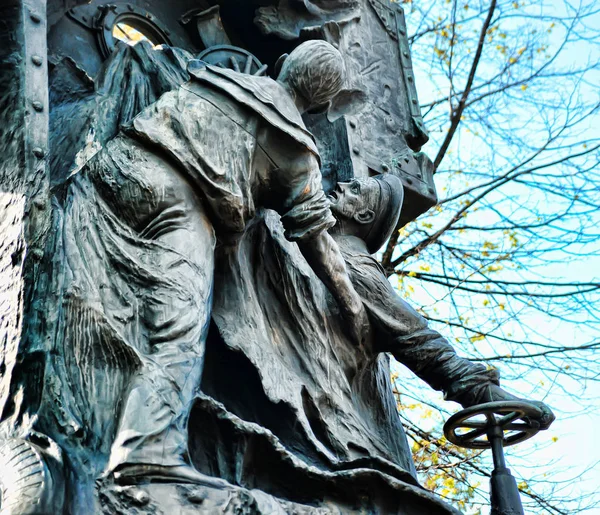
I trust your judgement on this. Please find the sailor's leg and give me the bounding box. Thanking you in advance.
[106,202,217,481]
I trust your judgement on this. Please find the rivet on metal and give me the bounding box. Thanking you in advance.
[412,99,418,105]
[406,177,413,185]
[105,23,112,30]
[403,52,409,58]
[32,55,43,66]
[382,164,389,172]
[32,147,45,158]
[428,187,435,194]
[32,101,44,112]
[353,147,360,155]
[407,76,413,82]
[30,12,41,23]
[349,120,357,129]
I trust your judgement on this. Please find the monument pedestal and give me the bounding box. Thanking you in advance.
[97,481,335,515]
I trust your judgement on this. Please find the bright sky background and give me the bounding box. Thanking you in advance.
[394,1,600,511]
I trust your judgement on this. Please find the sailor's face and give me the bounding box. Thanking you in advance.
[328,178,378,220]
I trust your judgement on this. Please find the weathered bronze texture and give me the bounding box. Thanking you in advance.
[444,401,552,515]
[0,1,554,513]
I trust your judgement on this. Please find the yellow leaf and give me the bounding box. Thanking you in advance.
[520,84,528,91]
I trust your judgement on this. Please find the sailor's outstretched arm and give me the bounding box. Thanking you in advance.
[297,231,369,345]
[350,255,553,427]
[387,319,554,428]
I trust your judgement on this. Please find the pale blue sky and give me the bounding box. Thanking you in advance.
[394,1,600,512]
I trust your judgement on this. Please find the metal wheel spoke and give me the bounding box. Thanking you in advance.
[498,411,522,426]
[503,422,531,431]
[244,56,253,74]
[485,412,497,425]
[459,421,487,429]
[459,427,488,441]
[255,64,268,76]
[230,56,240,72]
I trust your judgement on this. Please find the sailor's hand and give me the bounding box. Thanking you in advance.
[483,384,555,430]
[525,399,555,430]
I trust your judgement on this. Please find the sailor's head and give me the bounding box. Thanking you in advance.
[329,174,404,254]
[277,40,346,112]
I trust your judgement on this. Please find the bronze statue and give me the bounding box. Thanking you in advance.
[193,174,553,515]
[0,1,555,512]
[328,175,554,423]
[44,40,368,486]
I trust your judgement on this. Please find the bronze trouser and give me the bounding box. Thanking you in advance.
[107,198,216,472]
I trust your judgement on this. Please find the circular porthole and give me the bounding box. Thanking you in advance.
[97,5,171,58]
[112,19,160,47]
